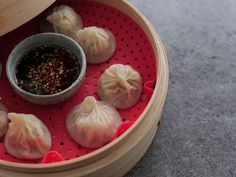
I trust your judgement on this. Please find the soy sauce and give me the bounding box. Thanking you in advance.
[16,45,81,95]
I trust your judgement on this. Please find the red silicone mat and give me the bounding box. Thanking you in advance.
[0,0,157,164]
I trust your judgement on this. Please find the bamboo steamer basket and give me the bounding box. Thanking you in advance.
[0,0,55,36]
[0,0,169,176]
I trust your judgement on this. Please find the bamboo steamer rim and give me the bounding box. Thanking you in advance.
[0,0,169,173]
[0,0,56,36]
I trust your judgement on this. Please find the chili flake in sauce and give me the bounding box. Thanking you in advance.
[16,45,80,95]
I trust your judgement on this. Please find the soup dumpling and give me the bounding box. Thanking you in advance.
[98,64,142,109]
[5,113,52,160]
[66,96,121,148]
[74,26,116,64]
[46,5,83,37]
[0,102,8,137]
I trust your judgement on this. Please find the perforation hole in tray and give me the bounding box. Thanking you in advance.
[0,0,157,163]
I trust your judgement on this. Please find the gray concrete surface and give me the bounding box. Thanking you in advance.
[125,0,236,177]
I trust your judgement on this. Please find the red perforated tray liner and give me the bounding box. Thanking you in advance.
[0,0,157,163]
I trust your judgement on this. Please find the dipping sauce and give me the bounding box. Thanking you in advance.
[16,45,81,95]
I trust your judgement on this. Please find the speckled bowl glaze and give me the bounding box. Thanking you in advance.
[6,33,86,105]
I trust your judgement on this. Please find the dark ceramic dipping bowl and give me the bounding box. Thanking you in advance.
[6,33,86,105]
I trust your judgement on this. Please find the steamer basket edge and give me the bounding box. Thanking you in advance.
[0,30,168,177]
[0,0,169,176]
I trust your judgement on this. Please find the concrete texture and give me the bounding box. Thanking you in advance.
[125,0,236,177]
